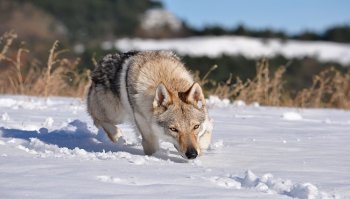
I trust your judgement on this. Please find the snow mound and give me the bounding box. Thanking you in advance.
[282,112,303,121]
[141,8,182,31]
[43,117,54,128]
[1,112,10,121]
[233,100,246,107]
[210,176,241,189]
[210,170,337,199]
[206,96,230,108]
[209,139,224,150]
[96,175,122,184]
[19,137,154,164]
[250,102,260,107]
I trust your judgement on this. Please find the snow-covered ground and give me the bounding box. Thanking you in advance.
[1,95,350,199]
[106,36,350,65]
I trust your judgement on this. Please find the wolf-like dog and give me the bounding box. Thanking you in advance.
[87,51,212,159]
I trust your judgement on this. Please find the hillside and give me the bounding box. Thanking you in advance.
[114,36,350,65]
[1,0,350,43]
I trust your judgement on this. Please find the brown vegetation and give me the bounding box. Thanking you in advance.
[197,59,350,109]
[0,31,90,98]
[1,31,349,109]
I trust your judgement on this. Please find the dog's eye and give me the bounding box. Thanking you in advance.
[193,124,200,130]
[169,127,178,132]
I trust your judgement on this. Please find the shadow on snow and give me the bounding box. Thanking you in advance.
[0,119,186,163]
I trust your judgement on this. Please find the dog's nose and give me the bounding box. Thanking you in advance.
[185,148,198,159]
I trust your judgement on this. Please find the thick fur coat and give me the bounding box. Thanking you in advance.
[87,51,212,159]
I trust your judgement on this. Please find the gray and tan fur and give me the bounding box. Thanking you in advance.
[87,50,212,159]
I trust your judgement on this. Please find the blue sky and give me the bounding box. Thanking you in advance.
[161,0,350,34]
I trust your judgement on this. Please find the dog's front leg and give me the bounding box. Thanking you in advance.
[141,133,159,155]
[199,118,213,153]
[199,130,212,152]
[134,113,159,155]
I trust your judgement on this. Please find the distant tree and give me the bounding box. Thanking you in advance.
[203,26,227,36]
[293,31,320,41]
[17,0,162,42]
[232,24,247,35]
[322,25,350,43]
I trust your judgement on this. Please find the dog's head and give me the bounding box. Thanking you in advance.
[152,82,209,159]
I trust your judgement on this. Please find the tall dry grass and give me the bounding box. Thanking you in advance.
[197,58,350,109]
[294,67,350,109]
[198,58,288,106]
[0,31,90,98]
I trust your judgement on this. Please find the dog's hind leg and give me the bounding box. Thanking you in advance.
[99,122,123,143]
[87,86,126,143]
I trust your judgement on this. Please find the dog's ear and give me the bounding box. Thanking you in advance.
[153,83,172,109]
[186,83,205,109]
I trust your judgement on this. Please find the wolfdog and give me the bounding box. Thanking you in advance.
[87,51,212,159]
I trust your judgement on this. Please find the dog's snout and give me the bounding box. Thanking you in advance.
[185,147,198,159]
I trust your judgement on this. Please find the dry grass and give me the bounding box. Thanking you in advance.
[198,58,350,109]
[0,31,90,98]
[294,67,350,109]
[1,31,350,109]
[198,58,288,106]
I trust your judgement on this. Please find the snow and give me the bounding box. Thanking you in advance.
[113,36,350,65]
[141,8,182,31]
[1,112,10,121]
[1,95,350,199]
[207,96,230,108]
[282,112,303,121]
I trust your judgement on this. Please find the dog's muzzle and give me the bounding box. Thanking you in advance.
[185,147,198,159]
